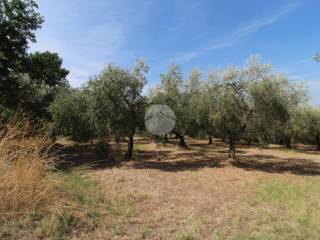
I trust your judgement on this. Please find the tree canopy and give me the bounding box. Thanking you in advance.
[87,60,149,159]
[0,0,43,108]
[1,1,318,160]
[0,0,69,120]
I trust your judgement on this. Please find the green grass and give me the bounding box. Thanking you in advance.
[48,168,143,239]
[40,169,109,239]
[0,168,109,240]
[56,168,150,239]
[176,215,201,240]
[132,143,153,161]
[0,168,141,240]
[230,176,320,240]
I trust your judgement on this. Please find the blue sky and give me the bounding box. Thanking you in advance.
[30,0,320,105]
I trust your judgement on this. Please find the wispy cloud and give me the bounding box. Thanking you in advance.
[84,22,127,59]
[167,51,200,64]
[164,0,302,65]
[166,0,206,37]
[207,1,302,50]
[30,0,154,87]
[68,67,92,87]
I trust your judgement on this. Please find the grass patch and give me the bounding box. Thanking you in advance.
[4,167,140,239]
[0,120,137,239]
[53,169,108,236]
[51,168,141,239]
[230,176,320,240]
[0,167,111,240]
[0,120,61,239]
[176,215,201,240]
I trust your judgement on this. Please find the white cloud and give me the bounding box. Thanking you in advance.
[207,1,302,50]
[29,34,65,54]
[85,22,127,59]
[67,67,91,87]
[167,0,302,65]
[167,52,200,64]
[30,0,154,87]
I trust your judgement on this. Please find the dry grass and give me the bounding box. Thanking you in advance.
[92,137,320,239]
[2,128,320,239]
[0,120,59,219]
[0,121,111,240]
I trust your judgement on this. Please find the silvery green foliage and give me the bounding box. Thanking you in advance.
[150,64,194,146]
[315,53,320,62]
[149,55,308,155]
[215,66,249,158]
[50,88,95,142]
[185,68,202,137]
[295,106,320,148]
[87,59,148,158]
[199,69,224,140]
[245,57,307,146]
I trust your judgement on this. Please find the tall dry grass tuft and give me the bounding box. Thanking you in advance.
[0,119,60,219]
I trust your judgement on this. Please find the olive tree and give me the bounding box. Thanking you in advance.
[296,106,320,149]
[197,70,222,144]
[244,56,306,148]
[150,64,190,147]
[272,76,306,148]
[88,60,148,159]
[215,66,249,159]
[49,88,95,142]
[185,68,202,138]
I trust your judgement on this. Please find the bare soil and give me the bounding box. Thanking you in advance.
[58,137,320,239]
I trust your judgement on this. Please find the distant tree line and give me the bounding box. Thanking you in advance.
[50,56,320,160]
[1,0,320,160]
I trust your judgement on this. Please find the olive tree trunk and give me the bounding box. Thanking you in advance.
[126,129,135,160]
[174,130,187,148]
[126,136,134,160]
[286,136,292,149]
[228,133,236,159]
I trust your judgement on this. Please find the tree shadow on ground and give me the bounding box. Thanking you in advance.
[268,145,320,155]
[130,159,224,172]
[129,141,232,172]
[233,154,320,176]
[130,140,320,175]
[133,149,174,161]
[53,138,320,175]
[53,142,121,171]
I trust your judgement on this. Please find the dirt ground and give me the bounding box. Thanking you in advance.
[61,137,320,239]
